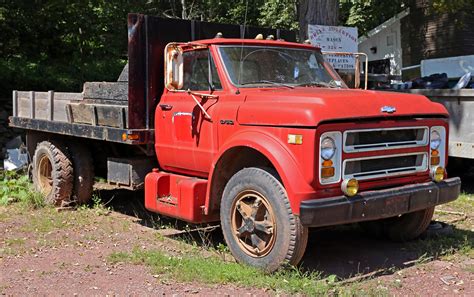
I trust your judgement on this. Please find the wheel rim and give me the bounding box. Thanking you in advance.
[231,190,276,257]
[37,155,53,196]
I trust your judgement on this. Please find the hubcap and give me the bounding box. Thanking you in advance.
[231,190,276,257]
[37,155,53,196]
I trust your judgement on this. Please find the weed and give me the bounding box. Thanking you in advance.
[216,242,230,261]
[0,171,44,209]
[89,193,111,216]
[92,194,102,208]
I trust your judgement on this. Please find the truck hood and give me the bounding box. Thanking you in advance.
[237,88,448,127]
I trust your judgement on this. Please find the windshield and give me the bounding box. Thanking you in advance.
[218,45,346,88]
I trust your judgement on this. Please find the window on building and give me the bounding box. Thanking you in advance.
[387,34,395,47]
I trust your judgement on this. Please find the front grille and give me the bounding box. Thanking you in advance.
[344,127,428,152]
[343,153,428,180]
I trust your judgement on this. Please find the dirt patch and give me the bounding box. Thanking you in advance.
[367,259,474,296]
[0,206,267,295]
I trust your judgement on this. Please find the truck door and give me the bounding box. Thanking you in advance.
[156,48,223,177]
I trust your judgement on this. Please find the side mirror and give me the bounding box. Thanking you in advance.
[165,44,183,90]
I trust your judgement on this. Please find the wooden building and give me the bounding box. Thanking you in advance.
[359,0,474,78]
[401,0,474,69]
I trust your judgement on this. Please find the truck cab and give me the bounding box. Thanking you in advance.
[146,37,460,271]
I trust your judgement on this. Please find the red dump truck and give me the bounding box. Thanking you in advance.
[9,14,460,272]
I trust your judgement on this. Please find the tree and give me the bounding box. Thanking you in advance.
[298,0,340,41]
[342,0,405,36]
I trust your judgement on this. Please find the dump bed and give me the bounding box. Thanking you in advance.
[9,13,295,145]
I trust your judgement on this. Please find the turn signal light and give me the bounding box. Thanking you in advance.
[431,156,440,165]
[122,133,139,141]
[127,134,139,140]
[341,178,359,197]
[322,160,333,167]
[431,149,439,156]
[430,166,445,182]
[288,134,303,145]
[321,167,335,178]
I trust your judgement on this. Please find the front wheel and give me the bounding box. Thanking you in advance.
[220,167,308,272]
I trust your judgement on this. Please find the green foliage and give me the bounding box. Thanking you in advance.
[431,0,474,14]
[0,170,44,209]
[340,0,406,36]
[0,0,161,96]
[194,0,297,30]
[258,0,298,31]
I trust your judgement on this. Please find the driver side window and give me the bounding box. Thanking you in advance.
[182,49,222,91]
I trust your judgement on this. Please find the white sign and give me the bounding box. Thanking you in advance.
[308,25,358,69]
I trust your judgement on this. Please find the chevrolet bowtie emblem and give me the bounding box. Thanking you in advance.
[381,106,396,113]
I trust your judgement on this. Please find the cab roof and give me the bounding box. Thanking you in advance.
[191,38,321,50]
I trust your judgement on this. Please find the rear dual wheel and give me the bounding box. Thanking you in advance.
[220,167,308,272]
[32,141,73,206]
[32,140,94,205]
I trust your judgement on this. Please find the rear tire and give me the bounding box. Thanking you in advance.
[220,167,308,272]
[69,143,94,204]
[360,207,435,242]
[32,141,73,206]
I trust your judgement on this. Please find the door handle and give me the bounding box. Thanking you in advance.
[159,104,173,111]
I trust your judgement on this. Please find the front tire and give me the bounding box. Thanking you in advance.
[32,140,73,206]
[220,167,308,272]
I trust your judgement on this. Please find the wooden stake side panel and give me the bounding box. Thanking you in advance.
[15,90,82,122]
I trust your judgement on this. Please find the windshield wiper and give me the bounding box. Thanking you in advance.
[294,81,338,88]
[240,80,295,89]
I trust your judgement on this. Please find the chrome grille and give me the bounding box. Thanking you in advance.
[343,153,428,180]
[344,127,428,152]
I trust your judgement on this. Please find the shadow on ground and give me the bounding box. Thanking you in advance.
[94,165,473,280]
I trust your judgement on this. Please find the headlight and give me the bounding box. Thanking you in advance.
[321,137,336,160]
[430,130,441,150]
[319,131,342,185]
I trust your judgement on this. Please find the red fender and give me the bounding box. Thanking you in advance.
[205,129,316,215]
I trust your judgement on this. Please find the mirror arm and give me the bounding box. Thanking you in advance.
[187,90,217,121]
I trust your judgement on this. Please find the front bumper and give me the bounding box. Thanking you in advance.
[299,177,461,227]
